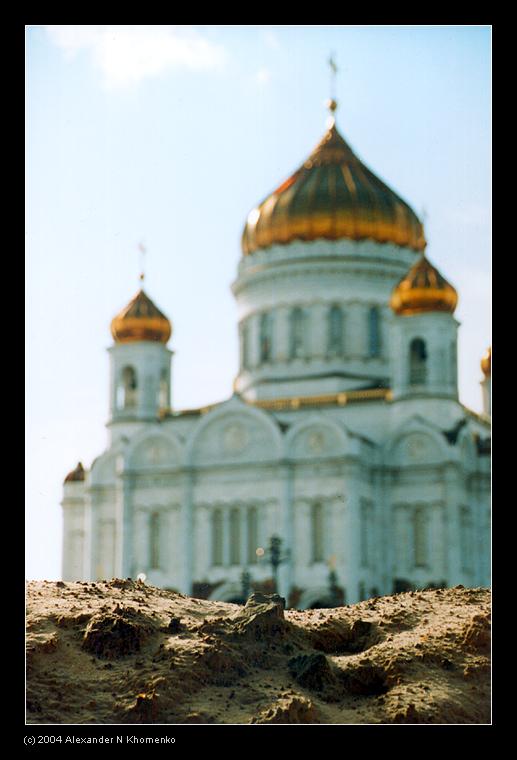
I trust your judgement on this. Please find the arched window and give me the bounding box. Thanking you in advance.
[328,305,344,357]
[368,306,381,357]
[241,321,250,370]
[247,507,258,564]
[449,340,457,386]
[211,509,223,567]
[311,502,324,563]
[149,512,161,570]
[259,313,273,363]
[409,338,428,386]
[158,369,168,409]
[289,307,305,359]
[413,507,428,568]
[117,366,138,409]
[230,508,241,565]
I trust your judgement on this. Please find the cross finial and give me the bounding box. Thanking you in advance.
[328,53,338,100]
[138,241,146,284]
[326,54,338,127]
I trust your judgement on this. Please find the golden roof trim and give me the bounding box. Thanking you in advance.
[251,388,390,411]
[160,388,391,418]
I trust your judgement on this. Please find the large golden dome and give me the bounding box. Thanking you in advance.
[242,108,426,256]
[390,255,458,316]
[110,289,172,344]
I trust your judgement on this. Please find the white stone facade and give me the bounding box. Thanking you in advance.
[61,232,491,607]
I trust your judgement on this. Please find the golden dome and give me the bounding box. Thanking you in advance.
[242,116,426,256]
[481,346,491,377]
[64,461,85,484]
[110,289,172,344]
[390,255,458,316]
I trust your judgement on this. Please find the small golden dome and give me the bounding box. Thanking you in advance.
[64,461,85,484]
[481,346,491,377]
[110,289,172,344]
[390,255,458,316]
[242,119,426,256]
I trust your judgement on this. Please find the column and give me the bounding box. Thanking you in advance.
[348,303,366,358]
[120,475,134,578]
[82,492,92,581]
[133,509,149,575]
[241,506,248,569]
[443,466,463,585]
[430,503,446,581]
[309,303,328,361]
[223,507,231,567]
[344,463,362,603]
[180,469,194,595]
[278,462,294,601]
[373,468,389,595]
[89,490,101,581]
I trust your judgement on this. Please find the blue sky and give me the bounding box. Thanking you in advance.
[26,25,491,580]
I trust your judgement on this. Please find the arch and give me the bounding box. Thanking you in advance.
[297,586,335,610]
[384,417,451,467]
[90,449,121,486]
[409,337,428,386]
[285,416,349,460]
[208,582,245,603]
[126,429,183,471]
[186,400,284,466]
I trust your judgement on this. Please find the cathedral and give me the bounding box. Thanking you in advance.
[61,96,491,608]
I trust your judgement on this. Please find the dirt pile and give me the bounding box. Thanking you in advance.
[26,581,491,724]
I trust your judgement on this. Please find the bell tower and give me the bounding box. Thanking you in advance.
[480,347,491,417]
[389,254,459,401]
[108,285,173,442]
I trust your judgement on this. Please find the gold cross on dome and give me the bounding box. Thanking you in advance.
[328,53,338,100]
[138,241,146,283]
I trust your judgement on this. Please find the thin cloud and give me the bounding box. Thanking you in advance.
[45,25,227,89]
[263,30,281,50]
[255,67,272,86]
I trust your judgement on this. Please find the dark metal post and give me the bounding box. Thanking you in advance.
[241,569,251,601]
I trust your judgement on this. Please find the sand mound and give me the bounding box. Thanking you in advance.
[26,581,491,724]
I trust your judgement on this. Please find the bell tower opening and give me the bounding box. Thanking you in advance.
[409,338,428,386]
[117,366,138,410]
